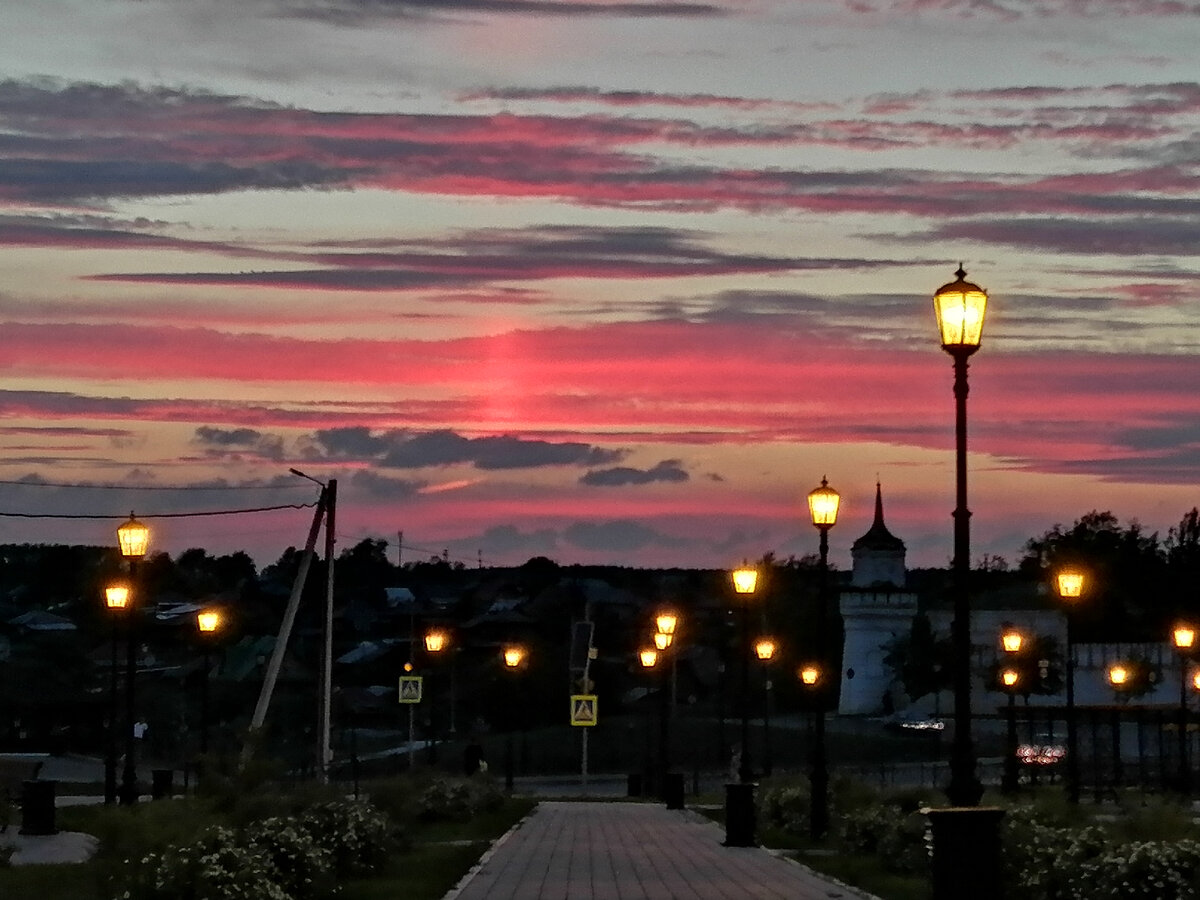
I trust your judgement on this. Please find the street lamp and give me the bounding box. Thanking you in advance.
[1000,627,1023,794]
[502,644,525,792]
[755,638,776,776]
[103,583,130,805]
[1108,663,1129,786]
[806,475,839,838]
[933,265,988,808]
[1056,566,1085,804]
[652,617,678,793]
[116,513,149,805]
[1173,624,1195,795]
[730,562,758,783]
[197,609,221,757]
[424,628,457,741]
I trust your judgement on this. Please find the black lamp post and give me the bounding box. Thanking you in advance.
[653,615,677,787]
[197,609,221,756]
[806,476,839,838]
[639,647,658,792]
[116,512,149,806]
[103,583,130,805]
[1056,567,1085,805]
[731,563,758,783]
[502,644,525,793]
[754,638,776,777]
[1173,624,1194,795]
[932,266,988,808]
[424,628,449,763]
[1000,627,1023,794]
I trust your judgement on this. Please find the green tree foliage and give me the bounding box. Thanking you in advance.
[882,613,953,703]
[1020,510,1168,640]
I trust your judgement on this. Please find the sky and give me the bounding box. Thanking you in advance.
[0,0,1196,573]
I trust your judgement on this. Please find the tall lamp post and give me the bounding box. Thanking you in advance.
[731,563,758,783]
[103,582,131,805]
[1173,624,1195,795]
[1056,567,1085,805]
[197,609,221,756]
[754,638,776,777]
[653,624,675,788]
[502,644,525,793]
[639,647,658,792]
[932,266,988,808]
[806,476,839,839]
[116,513,150,806]
[1000,627,1023,794]
[425,628,449,762]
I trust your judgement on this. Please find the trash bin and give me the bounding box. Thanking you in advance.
[152,769,174,799]
[663,772,685,810]
[626,772,643,797]
[927,807,1006,900]
[20,780,57,835]
[723,782,756,847]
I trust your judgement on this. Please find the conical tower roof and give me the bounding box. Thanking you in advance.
[852,482,905,553]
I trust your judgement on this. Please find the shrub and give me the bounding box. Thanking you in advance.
[759,782,811,835]
[120,825,290,900]
[244,816,335,900]
[296,799,397,876]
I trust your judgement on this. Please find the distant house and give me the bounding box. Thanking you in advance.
[7,610,77,634]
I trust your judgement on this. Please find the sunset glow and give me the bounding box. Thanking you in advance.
[0,1,1195,570]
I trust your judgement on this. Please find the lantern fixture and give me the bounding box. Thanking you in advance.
[799,665,820,686]
[639,648,658,669]
[932,265,988,352]
[656,612,678,636]
[425,629,448,653]
[1002,629,1023,654]
[503,645,525,669]
[654,631,673,651]
[731,562,758,596]
[197,610,221,634]
[807,477,840,529]
[1002,669,1019,688]
[1175,625,1196,651]
[755,638,777,661]
[1109,664,1129,686]
[116,513,150,560]
[105,583,131,610]
[1056,568,1085,600]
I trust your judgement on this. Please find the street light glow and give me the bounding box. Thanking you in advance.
[731,563,758,595]
[1056,568,1085,600]
[425,629,447,653]
[116,513,150,560]
[655,612,678,635]
[1002,629,1023,654]
[197,610,221,633]
[639,648,658,668]
[1175,625,1196,650]
[807,477,840,528]
[800,665,820,685]
[932,266,988,350]
[755,638,776,661]
[105,584,130,610]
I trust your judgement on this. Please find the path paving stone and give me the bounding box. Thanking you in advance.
[446,800,873,900]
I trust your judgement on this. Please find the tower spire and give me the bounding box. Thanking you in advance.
[873,480,885,528]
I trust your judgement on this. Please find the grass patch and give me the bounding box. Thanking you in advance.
[798,850,931,900]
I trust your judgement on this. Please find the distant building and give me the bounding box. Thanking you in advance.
[838,484,918,715]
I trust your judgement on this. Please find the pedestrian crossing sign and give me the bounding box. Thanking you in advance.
[570,694,598,726]
[398,675,423,704]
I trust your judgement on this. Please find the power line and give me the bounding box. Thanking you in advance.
[0,502,318,520]
[0,478,313,491]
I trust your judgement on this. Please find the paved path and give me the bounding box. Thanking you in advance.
[446,801,872,900]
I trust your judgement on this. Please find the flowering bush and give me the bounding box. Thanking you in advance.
[120,825,290,900]
[417,775,504,823]
[243,816,335,899]
[759,783,810,835]
[1076,840,1200,900]
[296,798,396,876]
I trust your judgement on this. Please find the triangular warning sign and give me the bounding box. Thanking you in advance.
[571,694,597,726]
[399,675,423,703]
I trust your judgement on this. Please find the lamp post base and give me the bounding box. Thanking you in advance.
[723,782,756,847]
[927,807,1005,900]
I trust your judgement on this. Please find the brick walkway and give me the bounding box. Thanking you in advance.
[445,800,871,900]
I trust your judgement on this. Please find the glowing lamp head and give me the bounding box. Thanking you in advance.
[1174,625,1196,650]
[1109,664,1129,686]
[1002,669,1019,688]
[731,563,758,596]
[755,638,777,661]
[807,477,840,529]
[654,631,673,651]
[197,610,221,633]
[1193,671,1200,692]
[1002,629,1023,654]
[799,665,820,686]
[117,513,150,560]
[1056,568,1085,600]
[639,648,658,669]
[424,629,447,653]
[503,645,525,669]
[655,612,678,636]
[105,584,130,610]
[933,265,988,352]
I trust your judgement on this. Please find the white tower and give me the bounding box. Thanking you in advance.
[838,484,918,715]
